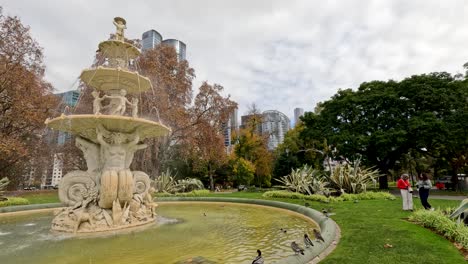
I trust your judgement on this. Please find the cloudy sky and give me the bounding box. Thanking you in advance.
[2,0,468,122]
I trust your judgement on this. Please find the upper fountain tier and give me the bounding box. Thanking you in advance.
[79,17,151,94]
[80,66,152,94]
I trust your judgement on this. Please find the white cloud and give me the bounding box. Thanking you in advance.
[2,0,468,121]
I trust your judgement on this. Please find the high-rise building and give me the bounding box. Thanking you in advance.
[294,108,304,126]
[56,90,80,108]
[240,110,290,150]
[262,110,290,150]
[230,109,238,132]
[39,90,80,188]
[141,29,163,51]
[141,29,187,61]
[223,109,239,153]
[162,39,186,61]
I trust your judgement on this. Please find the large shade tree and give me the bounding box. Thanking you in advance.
[301,72,468,189]
[0,8,57,187]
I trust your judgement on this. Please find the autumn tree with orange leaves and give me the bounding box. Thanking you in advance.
[0,7,57,187]
[137,46,237,188]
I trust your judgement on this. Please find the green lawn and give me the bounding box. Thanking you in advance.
[208,192,464,264]
[3,190,464,263]
[15,190,60,204]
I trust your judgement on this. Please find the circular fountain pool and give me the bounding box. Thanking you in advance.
[0,202,320,264]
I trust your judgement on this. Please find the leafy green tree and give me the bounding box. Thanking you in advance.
[231,158,255,186]
[273,124,321,179]
[300,72,468,189]
[233,128,272,187]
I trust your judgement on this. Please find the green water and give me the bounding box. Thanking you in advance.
[0,203,318,264]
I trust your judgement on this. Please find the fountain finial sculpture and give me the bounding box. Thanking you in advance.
[45,18,170,233]
[113,17,126,42]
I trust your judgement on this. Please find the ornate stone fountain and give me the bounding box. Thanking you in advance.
[45,17,170,233]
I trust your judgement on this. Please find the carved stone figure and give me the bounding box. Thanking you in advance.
[131,97,139,118]
[113,17,126,42]
[105,89,132,115]
[91,90,105,115]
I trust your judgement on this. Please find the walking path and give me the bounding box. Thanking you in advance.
[390,189,466,200]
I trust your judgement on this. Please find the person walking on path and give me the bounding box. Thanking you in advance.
[397,174,413,211]
[417,173,433,210]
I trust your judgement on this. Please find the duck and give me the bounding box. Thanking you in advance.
[304,233,314,248]
[291,241,305,255]
[252,249,264,264]
[313,229,325,242]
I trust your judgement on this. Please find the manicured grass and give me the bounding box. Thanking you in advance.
[16,190,60,204]
[206,192,464,264]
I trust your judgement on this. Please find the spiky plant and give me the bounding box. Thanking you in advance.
[450,198,468,225]
[276,165,328,195]
[0,177,10,201]
[153,169,177,193]
[327,159,380,194]
[173,178,205,193]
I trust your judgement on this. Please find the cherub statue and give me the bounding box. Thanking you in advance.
[105,89,132,116]
[113,17,127,42]
[131,97,139,118]
[91,90,106,115]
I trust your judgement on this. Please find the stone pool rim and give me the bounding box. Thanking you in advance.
[0,198,340,264]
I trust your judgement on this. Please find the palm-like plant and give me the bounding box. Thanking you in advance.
[450,198,468,225]
[276,165,329,195]
[327,159,380,194]
[0,177,10,201]
[173,178,205,193]
[153,169,177,193]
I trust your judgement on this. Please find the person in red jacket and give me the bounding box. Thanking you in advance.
[397,174,413,211]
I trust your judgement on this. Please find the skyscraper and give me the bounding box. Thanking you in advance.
[141,29,163,51]
[162,39,186,61]
[230,108,238,132]
[223,109,239,152]
[262,110,290,150]
[141,29,186,61]
[294,108,304,126]
[40,90,80,188]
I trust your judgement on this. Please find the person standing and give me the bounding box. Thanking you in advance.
[397,174,413,211]
[417,173,433,210]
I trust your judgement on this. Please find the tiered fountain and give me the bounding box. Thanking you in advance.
[45,17,170,233]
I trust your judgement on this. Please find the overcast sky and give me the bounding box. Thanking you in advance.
[2,0,468,122]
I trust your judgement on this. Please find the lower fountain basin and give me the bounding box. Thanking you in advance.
[0,199,338,264]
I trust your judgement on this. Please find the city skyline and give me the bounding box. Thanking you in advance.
[2,0,468,121]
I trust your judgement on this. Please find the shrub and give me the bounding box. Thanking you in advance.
[173,178,205,193]
[409,209,468,249]
[154,189,211,197]
[276,165,329,195]
[262,190,395,203]
[341,192,395,201]
[0,177,9,199]
[449,198,468,225]
[327,159,380,194]
[0,197,29,207]
[153,169,177,193]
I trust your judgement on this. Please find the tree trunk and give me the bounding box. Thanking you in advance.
[209,173,214,191]
[208,163,214,191]
[451,167,459,191]
[378,175,388,189]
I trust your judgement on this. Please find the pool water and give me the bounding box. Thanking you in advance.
[0,202,318,264]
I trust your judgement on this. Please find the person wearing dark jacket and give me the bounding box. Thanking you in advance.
[417,173,433,210]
